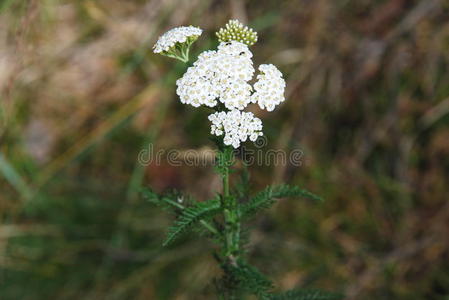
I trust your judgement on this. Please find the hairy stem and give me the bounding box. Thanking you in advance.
[223,165,232,256]
[222,149,240,260]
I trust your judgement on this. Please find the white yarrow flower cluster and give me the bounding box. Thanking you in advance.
[176,42,285,113]
[154,21,287,148]
[153,26,202,53]
[176,41,255,110]
[209,110,263,148]
[252,64,286,111]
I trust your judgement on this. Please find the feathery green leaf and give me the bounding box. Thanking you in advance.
[142,188,184,212]
[269,289,344,300]
[226,260,274,298]
[163,197,221,246]
[242,184,322,218]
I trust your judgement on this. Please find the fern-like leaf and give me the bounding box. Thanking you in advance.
[269,289,343,300]
[142,187,161,204]
[227,260,274,298]
[163,197,221,246]
[242,184,322,219]
[142,188,184,212]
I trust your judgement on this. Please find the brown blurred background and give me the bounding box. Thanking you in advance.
[1,0,449,299]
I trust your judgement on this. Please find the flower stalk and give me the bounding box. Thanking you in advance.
[221,149,239,260]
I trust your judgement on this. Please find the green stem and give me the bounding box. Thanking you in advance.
[220,147,242,299]
[164,52,188,63]
[223,166,229,198]
[183,45,190,62]
[222,148,239,260]
[223,165,232,256]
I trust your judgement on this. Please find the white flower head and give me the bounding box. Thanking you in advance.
[176,41,286,114]
[153,26,202,54]
[251,64,286,111]
[209,110,263,148]
[176,41,255,110]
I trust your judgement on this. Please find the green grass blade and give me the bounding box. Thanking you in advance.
[0,152,32,200]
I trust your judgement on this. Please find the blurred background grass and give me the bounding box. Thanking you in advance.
[1,0,449,299]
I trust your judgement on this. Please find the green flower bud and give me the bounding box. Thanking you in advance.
[216,19,258,46]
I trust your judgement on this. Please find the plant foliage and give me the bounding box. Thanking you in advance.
[269,289,344,300]
[142,188,184,211]
[242,184,323,219]
[163,196,221,246]
[223,259,274,299]
[215,146,235,176]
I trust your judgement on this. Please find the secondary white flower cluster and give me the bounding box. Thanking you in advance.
[176,41,255,110]
[209,110,263,148]
[252,64,286,111]
[153,26,202,53]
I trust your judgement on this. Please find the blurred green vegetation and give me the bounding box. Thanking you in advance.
[1,0,449,299]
